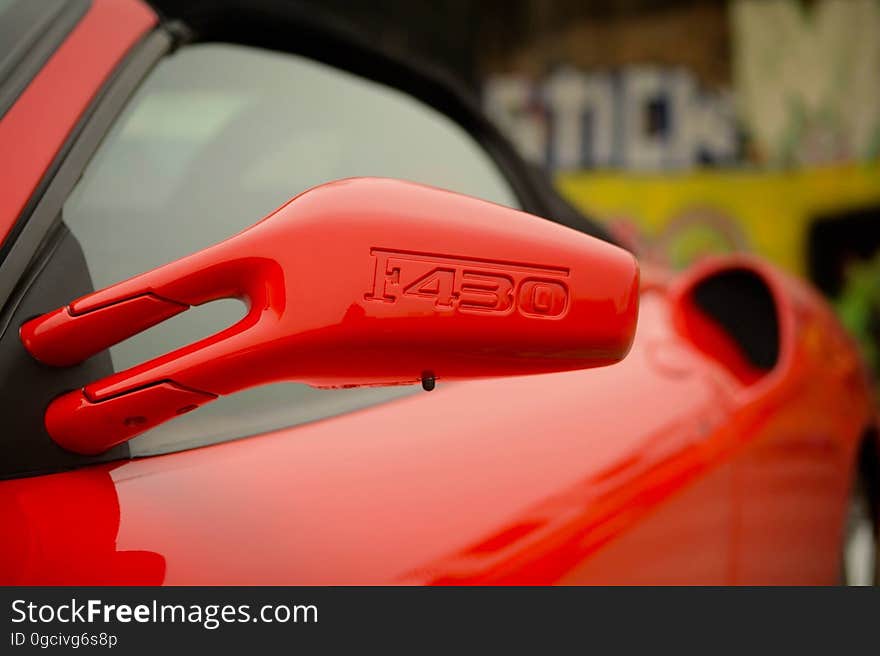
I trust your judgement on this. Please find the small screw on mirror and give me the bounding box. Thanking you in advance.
[421,372,436,392]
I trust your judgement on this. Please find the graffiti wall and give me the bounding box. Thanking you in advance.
[485,0,880,172]
[732,0,880,166]
[484,0,880,369]
[556,166,880,276]
[483,0,880,272]
[485,66,739,171]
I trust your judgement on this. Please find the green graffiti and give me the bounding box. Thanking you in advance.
[836,253,880,374]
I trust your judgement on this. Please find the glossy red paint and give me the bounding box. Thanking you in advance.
[0,468,164,585]
[0,0,875,586]
[1,265,870,584]
[0,0,156,247]
[22,178,639,454]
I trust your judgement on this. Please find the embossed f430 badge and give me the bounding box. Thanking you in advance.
[365,248,569,318]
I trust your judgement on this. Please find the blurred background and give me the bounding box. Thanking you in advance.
[158,0,880,370]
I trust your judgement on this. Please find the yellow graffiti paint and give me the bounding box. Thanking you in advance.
[557,164,880,275]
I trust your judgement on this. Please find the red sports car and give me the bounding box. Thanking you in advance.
[0,0,877,585]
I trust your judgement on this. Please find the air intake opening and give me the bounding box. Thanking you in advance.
[677,268,780,385]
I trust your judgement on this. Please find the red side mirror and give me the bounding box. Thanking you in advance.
[21,178,639,454]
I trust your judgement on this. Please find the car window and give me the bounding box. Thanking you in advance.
[56,43,519,456]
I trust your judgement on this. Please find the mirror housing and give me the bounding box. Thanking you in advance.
[21,178,639,454]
